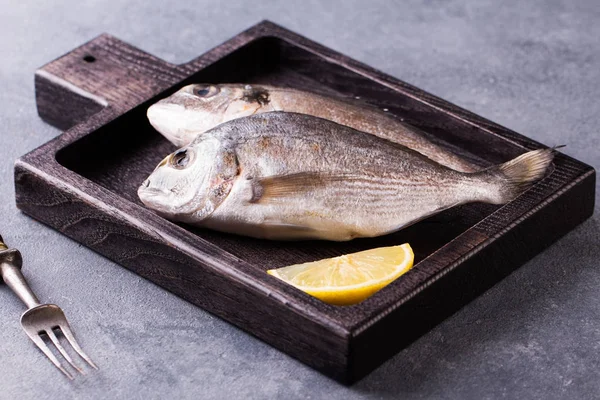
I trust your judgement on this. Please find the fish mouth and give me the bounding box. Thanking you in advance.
[139,187,163,195]
[137,186,177,216]
[138,185,171,201]
[147,103,186,138]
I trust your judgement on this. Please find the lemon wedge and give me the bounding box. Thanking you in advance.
[267,244,414,306]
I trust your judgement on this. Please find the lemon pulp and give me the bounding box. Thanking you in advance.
[267,243,414,306]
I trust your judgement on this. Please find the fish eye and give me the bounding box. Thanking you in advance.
[170,149,192,169]
[194,85,220,98]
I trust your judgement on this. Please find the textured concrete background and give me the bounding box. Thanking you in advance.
[0,0,598,399]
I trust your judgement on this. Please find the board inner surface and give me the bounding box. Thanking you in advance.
[55,37,524,275]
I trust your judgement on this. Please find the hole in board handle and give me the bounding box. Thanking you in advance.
[83,55,96,63]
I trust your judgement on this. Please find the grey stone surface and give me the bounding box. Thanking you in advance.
[0,0,598,398]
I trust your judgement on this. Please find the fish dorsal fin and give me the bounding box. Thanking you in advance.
[251,172,351,203]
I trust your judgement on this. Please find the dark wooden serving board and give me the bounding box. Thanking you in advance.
[15,21,595,384]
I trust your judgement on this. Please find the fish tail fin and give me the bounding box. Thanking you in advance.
[473,147,559,204]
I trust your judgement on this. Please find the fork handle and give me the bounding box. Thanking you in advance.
[0,235,41,309]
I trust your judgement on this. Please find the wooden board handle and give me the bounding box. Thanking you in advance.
[34,34,187,131]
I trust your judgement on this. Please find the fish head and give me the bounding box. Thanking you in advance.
[138,138,239,222]
[147,84,271,147]
[147,84,234,147]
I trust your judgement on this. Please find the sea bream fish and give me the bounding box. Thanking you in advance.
[138,112,554,241]
[147,83,478,172]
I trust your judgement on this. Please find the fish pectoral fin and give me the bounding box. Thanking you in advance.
[250,172,350,203]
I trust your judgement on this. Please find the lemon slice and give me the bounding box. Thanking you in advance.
[267,244,414,306]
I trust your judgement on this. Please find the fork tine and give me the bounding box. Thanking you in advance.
[25,331,74,380]
[58,323,98,369]
[46,329,85,375]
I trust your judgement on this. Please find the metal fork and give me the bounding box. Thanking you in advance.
[0,234,98,379]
